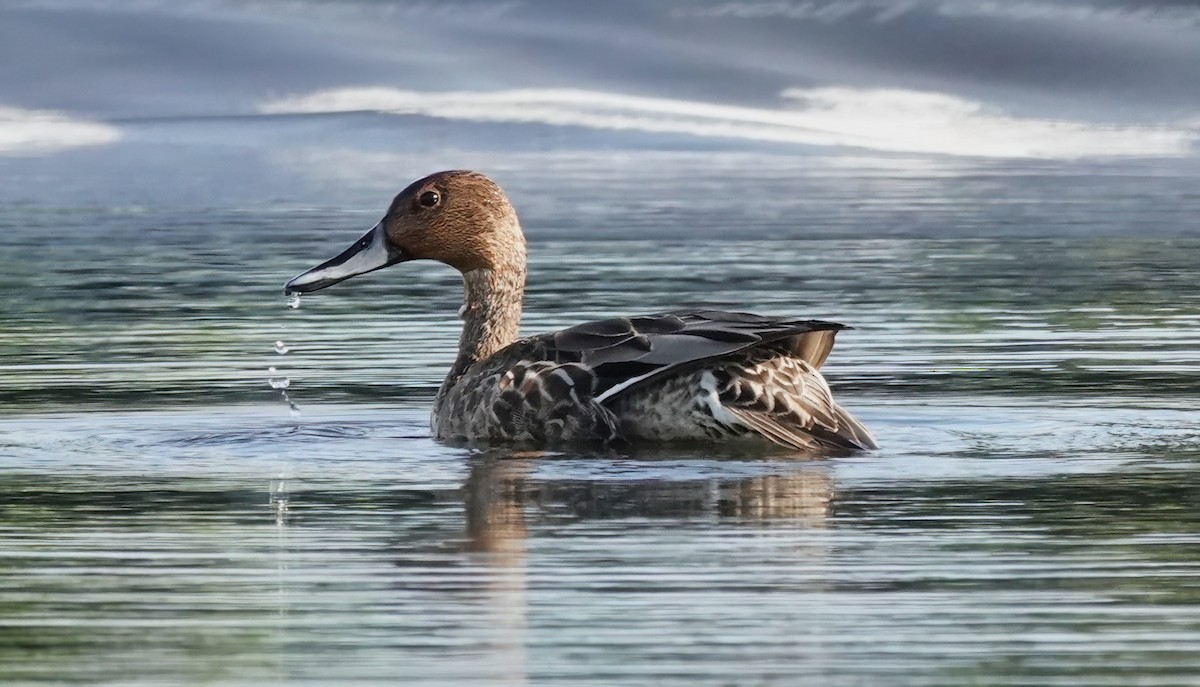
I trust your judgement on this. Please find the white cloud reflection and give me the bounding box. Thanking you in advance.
[259,86,1197,159]
[0,106,121,155]
[680,1,1200,27]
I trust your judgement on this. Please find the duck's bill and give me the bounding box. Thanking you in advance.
[284,221,406,293]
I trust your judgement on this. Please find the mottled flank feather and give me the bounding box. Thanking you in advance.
[493,361,622,445]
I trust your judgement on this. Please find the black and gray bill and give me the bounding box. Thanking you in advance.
[284,221,405,293]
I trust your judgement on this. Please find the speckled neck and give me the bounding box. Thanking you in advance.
[446,258,526,384]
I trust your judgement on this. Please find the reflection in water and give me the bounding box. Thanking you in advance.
[465,458,534,555]
[457,452,836,686]
[2,403,1200,685]
[464,458,532,687]
[464,456,834,528]
[717,472,832,521]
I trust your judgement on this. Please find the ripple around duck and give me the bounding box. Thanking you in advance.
[165,422,373,447]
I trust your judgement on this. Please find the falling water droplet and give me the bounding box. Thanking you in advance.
[270,478,289,526]
[273,298,302,414]
[267,366,291,390]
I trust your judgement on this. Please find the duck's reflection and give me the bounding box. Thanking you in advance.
[462,457,534,686]
[459,452,835,685]
[464,458,535,555]
[716,472,833,520]
[463,454,834,528]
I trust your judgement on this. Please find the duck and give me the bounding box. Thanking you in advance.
[285,170,876,452]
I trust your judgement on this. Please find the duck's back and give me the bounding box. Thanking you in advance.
[433,310,875,451]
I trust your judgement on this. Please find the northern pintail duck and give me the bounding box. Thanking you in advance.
[285,171,876,451]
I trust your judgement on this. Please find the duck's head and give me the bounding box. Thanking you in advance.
[285,170,524,293]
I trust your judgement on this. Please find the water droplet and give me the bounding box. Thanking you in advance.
[274,340,289,354]
[287,292,302,309]
[270,478,289,526]
[267,367,290,389]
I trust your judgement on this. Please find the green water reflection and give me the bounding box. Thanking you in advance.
[3,157,1200,684]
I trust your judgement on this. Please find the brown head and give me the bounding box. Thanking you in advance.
[285,170,525,293]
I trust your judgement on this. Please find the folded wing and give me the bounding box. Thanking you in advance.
[543,310,847,403]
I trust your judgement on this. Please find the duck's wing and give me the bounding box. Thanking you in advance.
[713,354,878,451]
[542,310,847,404]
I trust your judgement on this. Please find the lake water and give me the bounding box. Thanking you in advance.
[2,149,1200,685]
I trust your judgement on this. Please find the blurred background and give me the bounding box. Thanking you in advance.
[2,0,1199,207]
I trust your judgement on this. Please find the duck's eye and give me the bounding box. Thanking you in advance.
[418,190,440,208]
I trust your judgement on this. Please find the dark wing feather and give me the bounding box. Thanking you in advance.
[539,310,847,403]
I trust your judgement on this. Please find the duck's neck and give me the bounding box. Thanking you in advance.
[447,261,526,383]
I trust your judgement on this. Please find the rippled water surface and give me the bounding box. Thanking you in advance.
[3,153,1200,685]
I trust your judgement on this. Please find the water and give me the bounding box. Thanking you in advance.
[2,151,1200,685]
